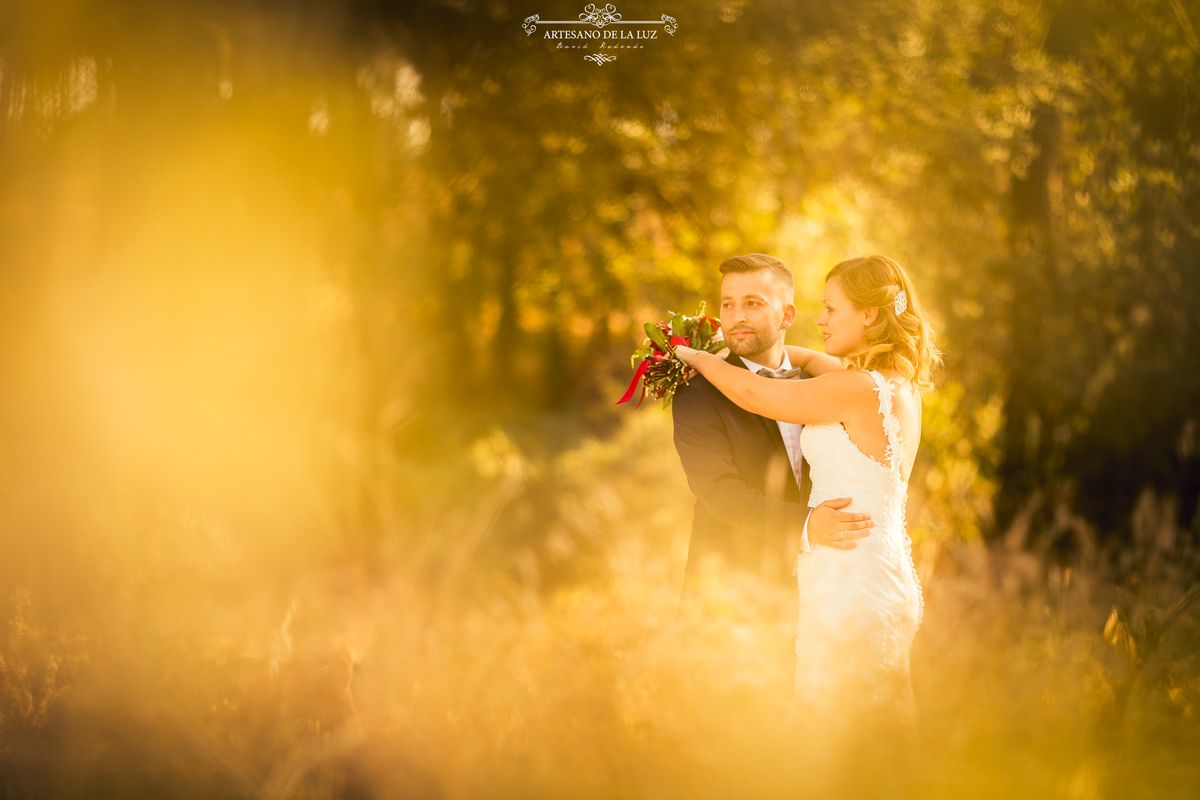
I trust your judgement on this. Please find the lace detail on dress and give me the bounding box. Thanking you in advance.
[867,370,924,629]
[868,370,906,474]
[791,368,933,723]
[901,483,924,629]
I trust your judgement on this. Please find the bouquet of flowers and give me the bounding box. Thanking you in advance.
[616,303,726,407]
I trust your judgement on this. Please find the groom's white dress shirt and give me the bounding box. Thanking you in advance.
[740,352,814,553]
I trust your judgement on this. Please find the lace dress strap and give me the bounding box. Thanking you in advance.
[867,370,906,474]
[868,370,924,628]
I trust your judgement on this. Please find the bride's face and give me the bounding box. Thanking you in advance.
[817,277,875,356]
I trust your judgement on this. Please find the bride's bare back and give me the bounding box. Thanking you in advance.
[838,369,922,482]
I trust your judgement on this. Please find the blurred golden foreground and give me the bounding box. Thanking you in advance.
[3,408,1199,797]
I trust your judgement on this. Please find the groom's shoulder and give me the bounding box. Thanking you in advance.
[675,372,715,397]
[674,373,711,401]
[672,374,725,419]
[675,354,745,412]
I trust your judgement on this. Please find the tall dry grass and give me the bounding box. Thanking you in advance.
[1,412,1198,799]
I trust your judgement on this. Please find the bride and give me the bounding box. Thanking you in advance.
[674,254,941,728]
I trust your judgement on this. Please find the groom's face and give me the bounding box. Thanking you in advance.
[719,270,795,359]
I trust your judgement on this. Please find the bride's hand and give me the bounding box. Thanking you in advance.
[676,344,729,379]
[673,345,701,366]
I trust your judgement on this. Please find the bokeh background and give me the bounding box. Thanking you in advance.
[1,0,1199,797]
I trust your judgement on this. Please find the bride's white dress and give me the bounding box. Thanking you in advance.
[789,370,924,721]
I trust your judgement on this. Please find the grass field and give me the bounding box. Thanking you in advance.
[2,413,1198,799]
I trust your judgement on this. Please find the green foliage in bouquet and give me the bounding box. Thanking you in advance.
[617,303,726,408]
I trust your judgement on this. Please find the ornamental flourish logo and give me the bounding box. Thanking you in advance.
[523,4,679,65]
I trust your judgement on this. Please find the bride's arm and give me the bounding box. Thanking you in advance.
[674,346,867,425]
[784,345,844,376]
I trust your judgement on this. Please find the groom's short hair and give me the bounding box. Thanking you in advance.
[718,253,795,304]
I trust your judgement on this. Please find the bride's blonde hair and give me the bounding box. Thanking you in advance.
[826,255,942,393]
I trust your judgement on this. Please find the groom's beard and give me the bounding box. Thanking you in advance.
[724,327,780,360]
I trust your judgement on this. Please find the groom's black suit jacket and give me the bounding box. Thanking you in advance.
[671,354,813,588]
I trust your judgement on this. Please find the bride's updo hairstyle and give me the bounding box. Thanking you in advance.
[826,255,942,393]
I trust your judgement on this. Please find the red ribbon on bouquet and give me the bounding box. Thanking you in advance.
[616,358,651,407]
[616,305,721,409]
[616,336,691,407]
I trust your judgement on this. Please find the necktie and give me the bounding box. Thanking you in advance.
[755,366,810,502]
[757,366,807,380]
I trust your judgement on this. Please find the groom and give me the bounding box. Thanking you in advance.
[672,253,871,597]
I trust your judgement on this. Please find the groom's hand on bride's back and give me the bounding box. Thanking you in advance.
[808,497,873,550]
